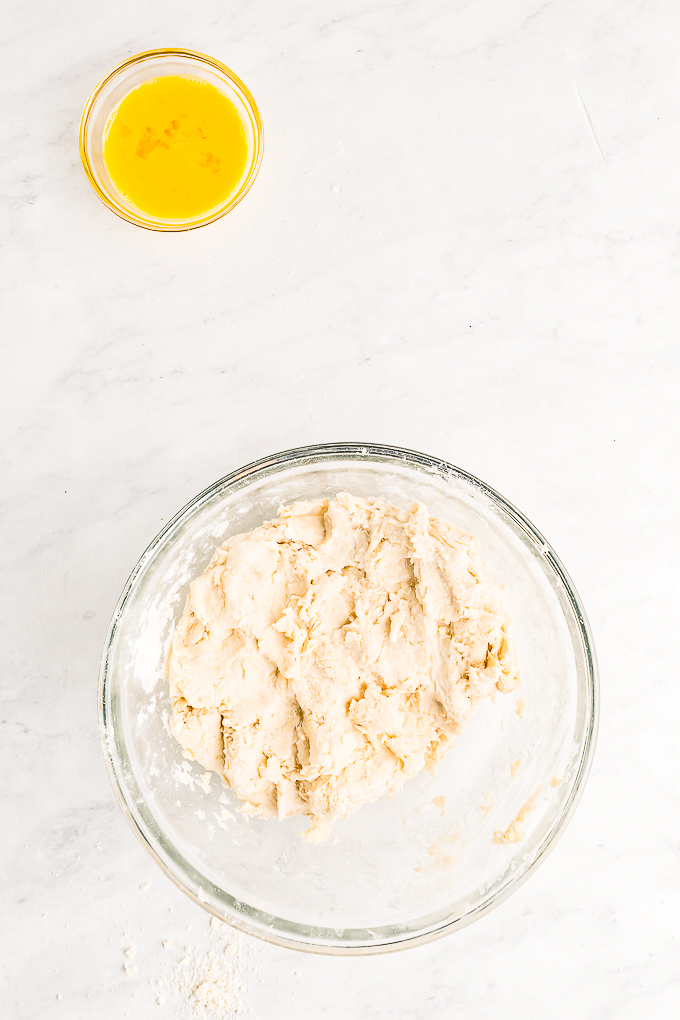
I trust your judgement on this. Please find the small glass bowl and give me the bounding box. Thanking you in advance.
[99,443,598,954]
[79,48,263,231]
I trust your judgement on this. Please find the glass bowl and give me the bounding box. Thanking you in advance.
[99,443,598,954]
[79,48,263,231]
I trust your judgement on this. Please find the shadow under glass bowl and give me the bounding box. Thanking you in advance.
[79,48,263,231]
[99,443,598,954]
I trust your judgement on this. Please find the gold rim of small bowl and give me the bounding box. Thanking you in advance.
[79,48,264,231]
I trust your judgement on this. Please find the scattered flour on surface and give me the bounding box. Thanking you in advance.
[160,916,249,1018]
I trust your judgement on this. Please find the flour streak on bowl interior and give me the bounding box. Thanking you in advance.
[102,445,597,953]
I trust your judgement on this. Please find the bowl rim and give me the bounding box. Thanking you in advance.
[79,47,264,231]
[98,441,599,954]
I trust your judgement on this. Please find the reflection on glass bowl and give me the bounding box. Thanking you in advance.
[99,443,598,954]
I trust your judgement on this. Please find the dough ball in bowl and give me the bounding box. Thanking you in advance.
[168,493,520,841]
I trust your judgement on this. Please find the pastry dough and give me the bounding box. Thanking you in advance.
[168,493,519,840]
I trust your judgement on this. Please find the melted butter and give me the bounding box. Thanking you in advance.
[103,75,248,220]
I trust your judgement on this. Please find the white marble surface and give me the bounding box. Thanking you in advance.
[2,0,679,1016]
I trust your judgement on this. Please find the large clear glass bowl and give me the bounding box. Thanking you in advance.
[99,443,598,954]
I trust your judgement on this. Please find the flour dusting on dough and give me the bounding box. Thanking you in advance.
[168,493,519,840]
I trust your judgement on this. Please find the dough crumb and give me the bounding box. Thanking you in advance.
[510,758,521,777]
[168,493,520,840]
[426,829,460,868]
[479,791,495,815]
[493,792,539,845]
[431,795,447,815]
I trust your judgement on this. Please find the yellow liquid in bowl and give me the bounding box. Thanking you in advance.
[103,75,249,220]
